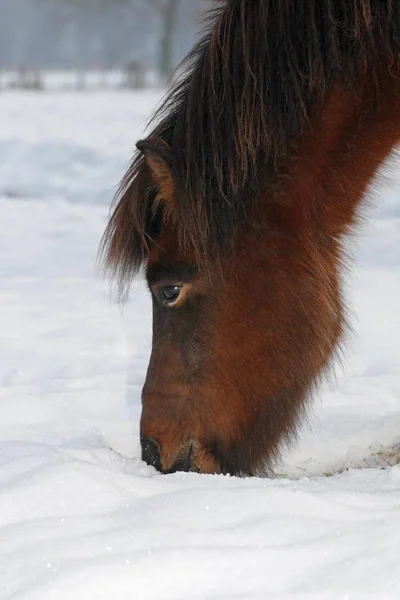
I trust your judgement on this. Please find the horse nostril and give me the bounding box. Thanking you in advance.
[141,437,162,472]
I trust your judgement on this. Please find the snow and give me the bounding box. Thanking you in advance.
[0,91,400,599]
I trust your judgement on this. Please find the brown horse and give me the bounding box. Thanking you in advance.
[101,0,400,476]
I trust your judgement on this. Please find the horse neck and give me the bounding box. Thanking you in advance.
[270,71,400,242]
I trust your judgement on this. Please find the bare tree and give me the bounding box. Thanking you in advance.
[120,0,181,83]
[42,0,191,84]
[148,0,180,83]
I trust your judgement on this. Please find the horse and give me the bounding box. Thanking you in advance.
[100,0,400,476]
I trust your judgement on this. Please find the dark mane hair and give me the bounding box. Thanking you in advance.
[100,0,400,285]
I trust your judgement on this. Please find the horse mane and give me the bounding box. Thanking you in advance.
[100,0,400,286]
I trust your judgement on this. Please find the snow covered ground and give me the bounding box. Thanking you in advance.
[0,91,400,599]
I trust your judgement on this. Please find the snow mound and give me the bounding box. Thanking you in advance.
[1,92,400,598]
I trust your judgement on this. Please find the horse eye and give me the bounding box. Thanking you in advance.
[160,285,182,306]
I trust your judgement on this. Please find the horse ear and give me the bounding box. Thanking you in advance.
[136,139,176,207]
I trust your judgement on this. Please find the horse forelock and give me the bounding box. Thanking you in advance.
[101,0,400,290]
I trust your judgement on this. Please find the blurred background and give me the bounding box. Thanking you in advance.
[0,0,210,205]
[0,0,208,91]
